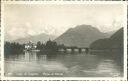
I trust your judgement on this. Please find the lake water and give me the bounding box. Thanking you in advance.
[4,51,123,77]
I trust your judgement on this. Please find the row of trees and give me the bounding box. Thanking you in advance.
[4,42,25,55]
[36,40,66,52]
[4,40,67,55]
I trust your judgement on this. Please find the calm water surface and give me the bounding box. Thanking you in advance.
[5,51,123,77]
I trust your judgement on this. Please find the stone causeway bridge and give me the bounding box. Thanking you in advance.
[58,47,90,53]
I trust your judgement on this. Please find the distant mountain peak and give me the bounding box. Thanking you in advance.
[76,24,92,27]
[12,33,56,44]
[54,24,108,47]
[75,24,97,29]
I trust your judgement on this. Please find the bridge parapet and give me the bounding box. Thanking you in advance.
[58,47,89,54]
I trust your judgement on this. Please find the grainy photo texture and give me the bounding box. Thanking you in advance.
[2,3,127,78]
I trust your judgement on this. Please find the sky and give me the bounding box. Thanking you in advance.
[4,4,124,40]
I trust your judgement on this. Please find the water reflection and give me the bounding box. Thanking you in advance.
[5,51,123,77]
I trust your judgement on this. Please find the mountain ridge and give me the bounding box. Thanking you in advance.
[12,33,56,44]
[90,27,123,49]
[54,24,112,47]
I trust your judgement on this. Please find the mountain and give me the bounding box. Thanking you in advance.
[90,28,123,49]
[54,25,108,47]
[4,32,31,42]
[104,30,116,38]
[109,28,123,48]
[13,33,56,44]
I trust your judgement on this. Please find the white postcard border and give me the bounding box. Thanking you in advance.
[1,1,127,80]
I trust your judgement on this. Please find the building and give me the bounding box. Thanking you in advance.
[25,41,37,51]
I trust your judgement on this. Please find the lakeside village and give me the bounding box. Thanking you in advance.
[4,39,90,55]
[4,37,123,61]
[4,38,123,64]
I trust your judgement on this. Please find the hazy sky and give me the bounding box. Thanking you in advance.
[4,4,124,40]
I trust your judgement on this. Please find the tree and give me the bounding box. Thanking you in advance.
[37,41,42,50]
[45,39,58,51]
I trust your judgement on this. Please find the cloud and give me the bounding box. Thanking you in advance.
[4,4,124,40]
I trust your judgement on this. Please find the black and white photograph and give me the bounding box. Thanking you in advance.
[1,3,127,78]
